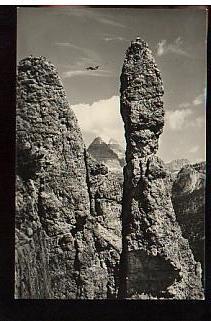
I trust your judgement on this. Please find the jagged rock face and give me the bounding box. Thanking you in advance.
[88,137,124,172]
[165,159,190,175]
[16,56,111,299]
[172,162,205,280]
[119,39,204,299]
[86,154,123,298]
[163,159,191,197]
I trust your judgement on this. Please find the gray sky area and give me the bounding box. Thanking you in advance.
[17,6,207,163]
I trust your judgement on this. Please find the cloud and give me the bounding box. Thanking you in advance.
[166,108,205,132]
[62,69,112,79]
[157,37,189,57]
[189,146,199,154]
[54,42,101,63]
[72,96,125,147]
[55,8,125,28]
[104,36,128,42]
[55,42,77,48]
[55,41,106,74]
[193,93,205,106]
[188,116,205,129]
[178,102,191,109]
[165,109,192,130]
[97,17,125,28]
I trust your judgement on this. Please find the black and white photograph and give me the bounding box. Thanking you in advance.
[15,6,207,300]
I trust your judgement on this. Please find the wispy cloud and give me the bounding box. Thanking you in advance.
[54,8,125,28]
[54,42,100,63]
[97,17,125,28]
[62,69,112,79]
[188,116,205,129]
[55,42,77,48]
[189,145,199,154]
[157,37,189,57]
[55,41,105,73]
[104,36,128,42]
[165,109,192,130]
[193,92,206,106]
[178,102,191,109]
[166,107,205,132]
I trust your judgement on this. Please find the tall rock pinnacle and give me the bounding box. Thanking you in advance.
[16,56,122,299]
[119,38,204,299]
[16,56,104,299]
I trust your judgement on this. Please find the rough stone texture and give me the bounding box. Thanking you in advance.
[15,56,121,299]
[88,137,124,172]
[164,159,190,192]
[15,53,205,300]
[86,153,123,297]
[172,162,205,281]
[165,159,190,175]
[119,39,204,299]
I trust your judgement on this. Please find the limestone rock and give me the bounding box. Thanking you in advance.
[86,153,123,298]
[16,56,105,299]
[172,162,205,280]
[165,159,190,175]
[119,38,204,299]
[15,56,123,299]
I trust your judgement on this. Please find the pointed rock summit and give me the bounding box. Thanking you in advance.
[15,56,121,299]
[119,39,204,299]
[88,137,124,172]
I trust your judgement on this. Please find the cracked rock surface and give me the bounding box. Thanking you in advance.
[118,39,204,299]
[15,56,121,299]
[172,162,205,282]
[15,51,204,300]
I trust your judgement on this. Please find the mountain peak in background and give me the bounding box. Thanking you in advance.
[165,158,190,173]
[88,137,125,172]
[91,136,105,145]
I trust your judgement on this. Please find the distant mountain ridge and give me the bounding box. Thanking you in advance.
[87,137,125,172]
[165,159,190,174]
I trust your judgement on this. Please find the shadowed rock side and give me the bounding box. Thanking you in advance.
[118,39,204,299]
[86,153,123,297]
[15,56,121,299]
[172,162,205,282]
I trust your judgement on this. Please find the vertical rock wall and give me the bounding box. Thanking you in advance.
[172,162,205,280]
[86,154,123,298]
[16,56,106,299]
[119,39,204,299]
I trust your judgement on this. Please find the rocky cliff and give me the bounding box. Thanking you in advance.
[15,50,205,300]
[86,154,123,297]
[172,162,205,280]
[165,159,190,175]
[15,56,121,299]
[118,38,203,299]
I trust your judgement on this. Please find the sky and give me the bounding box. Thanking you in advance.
[17,6,207,163]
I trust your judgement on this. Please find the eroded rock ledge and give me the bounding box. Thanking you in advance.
[118,38,204,299]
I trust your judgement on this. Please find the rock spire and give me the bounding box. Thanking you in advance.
[119,38,204,299]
